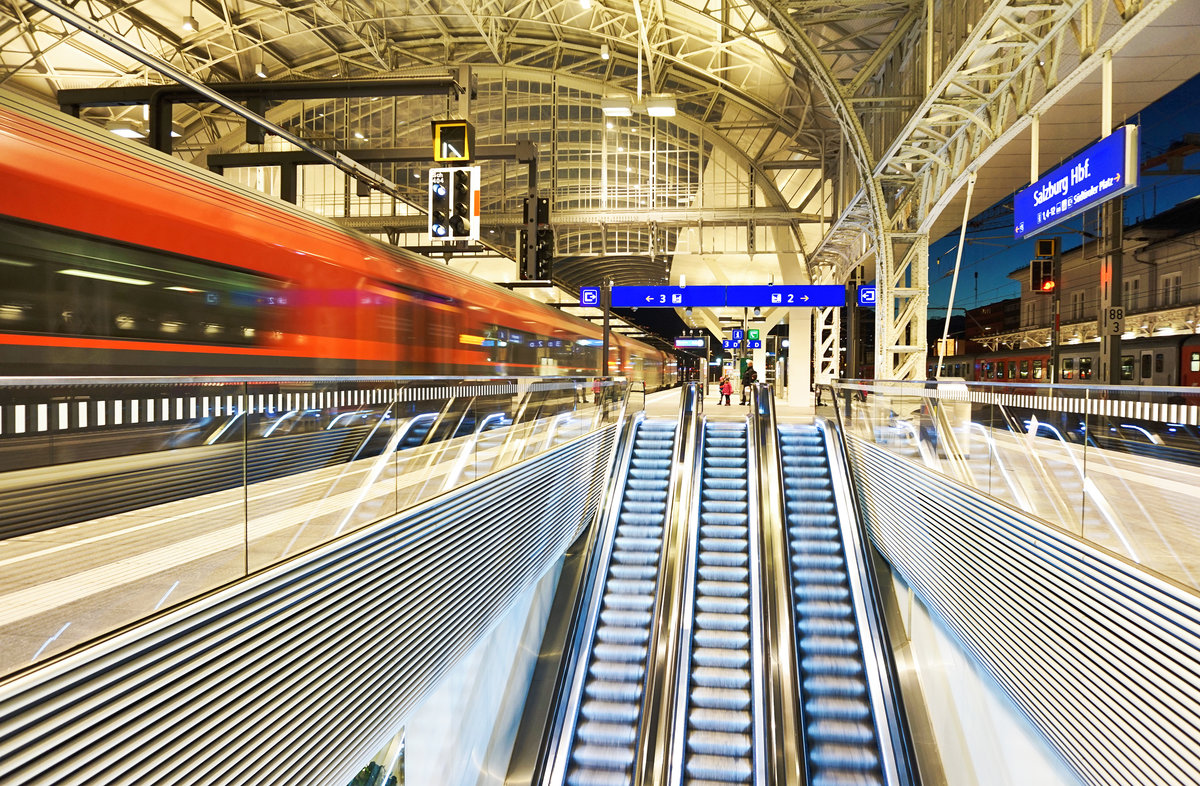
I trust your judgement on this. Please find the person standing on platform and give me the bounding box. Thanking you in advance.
[740,361,758,405]
[719,375,733,406]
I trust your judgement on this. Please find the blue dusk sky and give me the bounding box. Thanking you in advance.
[926,71,1200,316]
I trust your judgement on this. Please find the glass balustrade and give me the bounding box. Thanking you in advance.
[0,375,638,679]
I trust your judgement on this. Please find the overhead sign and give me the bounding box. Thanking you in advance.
[725,285,845,307]
[597,285,848,308]
[674,337,707,349]
[731,329,744,340]
[722,339,742,350]
[609,286,725,308]
[857,285,877,307]
[579,287,600,307]
[748,340,762,349]
[1014,124,1139,239]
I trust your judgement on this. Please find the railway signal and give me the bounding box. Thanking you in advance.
[1031,238,1058,292]
[428,166,480,241]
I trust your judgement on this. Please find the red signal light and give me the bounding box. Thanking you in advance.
[1040,279,1056,292]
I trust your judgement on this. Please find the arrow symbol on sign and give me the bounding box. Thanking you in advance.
[802,295,809,302]
[645,296,654,303]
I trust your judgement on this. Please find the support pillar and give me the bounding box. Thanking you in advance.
[788,308,813,408]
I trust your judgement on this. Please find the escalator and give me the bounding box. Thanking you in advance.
[674,420,760,784]
[564,418,677,785]
[778,423,886,785]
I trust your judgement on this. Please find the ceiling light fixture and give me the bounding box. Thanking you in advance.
[182,15,197,31]
[601,95,632,117]
[105,120,145,139]
[254,61,267,79]
[600,43,610,60]
[58,269,153,286]
[645,94,677,117]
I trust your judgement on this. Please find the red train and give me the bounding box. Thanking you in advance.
[932,333,1200,387]
[0,89,674,387]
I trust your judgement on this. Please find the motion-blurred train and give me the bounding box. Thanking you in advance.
[0,89,675,387]
[932,333,1200,387]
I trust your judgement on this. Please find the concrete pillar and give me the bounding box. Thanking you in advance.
[788,308,813,408]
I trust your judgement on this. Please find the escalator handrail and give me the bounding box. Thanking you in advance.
[750,383,807,786]
[819,414,922,786]
[538,400,647,786]
[743,402,768,786]
[640,382,705,786]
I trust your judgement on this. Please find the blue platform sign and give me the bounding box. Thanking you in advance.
[731,329,744,340]
[579,287,600,307]
[609,285,725,308]
[1014,124,1139,238]
[723,339,742,350]
[857,285,876,308]
[725,285,845,307]
[748,340,762,349]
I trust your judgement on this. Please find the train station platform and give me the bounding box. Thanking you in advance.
[1,376,1199,786]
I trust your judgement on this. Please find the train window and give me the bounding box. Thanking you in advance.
[1156,353,1164,373]
[1191,352,1200,373]
[1019,360,1029,379]
[1008,361,1017,379]
[1142,354,1153,379]
[983,361,993,379]
[995,362,1004,379]
[1033,359,1044,379]
[1079,357,1093,380]
[1062,358,1074,379]
[0,216,286,347]
[1121,356,1135,380]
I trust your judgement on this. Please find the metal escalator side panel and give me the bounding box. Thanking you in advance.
[779,423,887,786]
[558,418,679,786]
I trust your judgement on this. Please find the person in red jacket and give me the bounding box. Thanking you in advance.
[719,375,733,405]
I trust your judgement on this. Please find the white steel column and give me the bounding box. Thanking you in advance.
[875,233,928,380]
[788,308,813,408]
[815,304,840,387]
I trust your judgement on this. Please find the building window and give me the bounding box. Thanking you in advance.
[1123,277,1142,310]
[1191,352,1200,373]
[1161,273,1182,307]
[1070,291,1086,321]
[1025,302,1035,326]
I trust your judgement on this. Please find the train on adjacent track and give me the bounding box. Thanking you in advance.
[0,89,675,389]
[932,333,1200,387]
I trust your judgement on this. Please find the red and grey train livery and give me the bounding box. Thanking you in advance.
[0,88,674,388]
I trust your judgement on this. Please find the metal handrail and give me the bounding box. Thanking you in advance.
[743,397,767,785]
[750,383,805,786]
[822,410,922,786]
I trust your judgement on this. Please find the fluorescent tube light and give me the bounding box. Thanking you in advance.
[58,269,153,286]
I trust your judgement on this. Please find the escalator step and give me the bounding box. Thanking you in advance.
[808,718,877,745]
[604,593,654,612]
[592,643,647,664]
[793,567,849,585]
[700,524,748,540]
[801,635,859,657]
[689,686,751,711]
[695,612,749,632]
[576,721,638,747]
[689,707,751,732]
[695,628,750,650]
[795,599,854,620]
[698,579,750,598]
[692,666,750,690]
[588,661,644,685]
[700,537,749,554]
[793,582,851,602]
[791,553,843,571]
[806,695,872,721]
[812,771,884,786]
[699,565,749,583]
[693,646,750,669]
[700,550,748,569]
[801,654,865,678]
[685,754,752,783]
[584,680,641,703]
[571,744,635,771]
[697,594,749,615]
[610,564,657,580]
[606,579,655,596]
[810,742,881,772]
[798,616,856,638]
[595,625,650,646]
[686,730,752,756]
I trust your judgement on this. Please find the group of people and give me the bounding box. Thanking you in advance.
[717,361,758,405]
